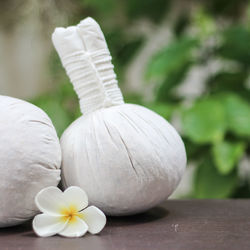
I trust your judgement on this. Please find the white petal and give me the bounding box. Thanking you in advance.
[33,214,68,237]
[79,206,106,234]
[58,216,88,238]
[35,186,67,216]
[63,186,88,211]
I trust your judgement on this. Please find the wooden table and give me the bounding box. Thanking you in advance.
[0,200,250,250]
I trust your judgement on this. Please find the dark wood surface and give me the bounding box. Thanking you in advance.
[1,199,250,250]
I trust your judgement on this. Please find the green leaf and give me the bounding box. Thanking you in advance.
[105,31,144,79]
[219,26,250,64]
[221,94,250,137]
[146,37,198,81]
[194,157,238,198]
[212,141,245,175]
[205,0,246,18]
[192,8,217,39]
[156,62,191,101]
[144,102,174,120]
[126,0,169,23]
[82,0,116,14]
[184,139,210,161]
[207,71,248,96]
[32,98,72,137]
[181,98,226,144]
[124,94,143,105]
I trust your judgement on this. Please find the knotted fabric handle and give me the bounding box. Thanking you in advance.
[52,17,124,115]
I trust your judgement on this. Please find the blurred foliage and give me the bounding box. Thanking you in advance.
[31,0,250,198]
[126,0,170,23]
[146,37,198,81]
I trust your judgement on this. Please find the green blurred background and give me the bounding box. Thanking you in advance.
[1,0,250,198]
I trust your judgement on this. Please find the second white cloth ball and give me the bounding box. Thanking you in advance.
[0,96,61,227]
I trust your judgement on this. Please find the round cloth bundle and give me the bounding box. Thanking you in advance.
[0,96,61,227]
[52,17,186,215]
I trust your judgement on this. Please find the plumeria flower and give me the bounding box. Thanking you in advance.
[32,186,106,237]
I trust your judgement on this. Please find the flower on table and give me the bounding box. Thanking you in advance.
[32,186,106,238]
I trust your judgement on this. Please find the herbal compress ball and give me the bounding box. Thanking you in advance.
[52,17,186,215]
[0,96,61,227]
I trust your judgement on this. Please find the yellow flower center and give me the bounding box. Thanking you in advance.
[59,205,84,224]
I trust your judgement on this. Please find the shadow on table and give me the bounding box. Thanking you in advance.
[0,220,32,235]
[108,206,169,226]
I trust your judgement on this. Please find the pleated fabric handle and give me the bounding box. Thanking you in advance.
[52,17,124,115]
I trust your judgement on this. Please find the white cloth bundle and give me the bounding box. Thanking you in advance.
[52,20,124,115]
[52,17,186,215]
[0,96,61,227]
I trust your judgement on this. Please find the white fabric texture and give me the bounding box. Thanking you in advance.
[53,17,186,215]
[0,96,61,227]
[52,18,124,115]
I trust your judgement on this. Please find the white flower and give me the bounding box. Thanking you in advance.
[32,186,106,238]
